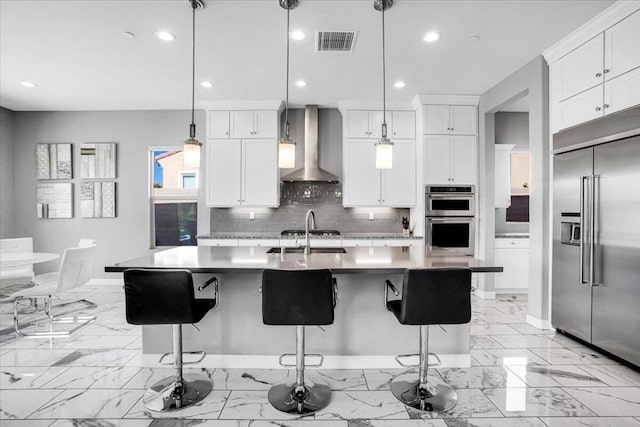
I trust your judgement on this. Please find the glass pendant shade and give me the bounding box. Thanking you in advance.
[376,138,393,169]
[278,137,296,168]
[183,137,202,168]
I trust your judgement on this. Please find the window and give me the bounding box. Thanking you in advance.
[150,148,198,247]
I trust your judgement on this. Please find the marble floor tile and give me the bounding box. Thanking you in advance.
[0,366,68,389]
[491,335,564,349]
[471,325,520,336]
[0,388,63,419]
[314,391,409,420]
[0,420,56,427]
[470,349,549,367]
[506,365,607,388]
[218,390,310,420]
[73,324,135,336]
[0,349,76,367]
[49,349,140,368]
[49,420,151,427]
[59,335,139,350]
[2,336,78,350]
[563,387,640,416]
[42,366,141,389]
[475,314,527,324]
[125,390,230,419]
[123,367,213,389]
[509,324,556,335]
[124,337,142,350]
[210,368,288,390]
[530,348,617,366]
[539,417,640,426]
[470,336,503,350]
[483,387,596,417]
[250,422,346,427]
[306,370,368,391]
[548,334,591,348]
[441,418,547,426]
[577,364,640,387]
[407,389,503,419]
[363,368,442,391]
[29,389,143,419]
[348,420,447,427]
[437,367,527,389]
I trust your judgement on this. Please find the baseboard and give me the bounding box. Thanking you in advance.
[87,278,123,286]
[138,353,471,369]
[494,289,528,295]
[474,289,496,300]
[526,314,553,330]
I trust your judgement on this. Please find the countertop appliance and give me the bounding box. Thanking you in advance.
[552,106,640,367]
[425,185,475,256]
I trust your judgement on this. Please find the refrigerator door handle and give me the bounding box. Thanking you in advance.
[580,175,590,285]
[592,174,601,286]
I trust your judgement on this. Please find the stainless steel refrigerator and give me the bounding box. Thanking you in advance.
[553,127,640,366]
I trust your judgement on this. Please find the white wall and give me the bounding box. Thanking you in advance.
[11,110,205,278]
[478,55,551,326]
[0,107,15,238]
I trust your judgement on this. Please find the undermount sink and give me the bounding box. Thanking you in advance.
[266,247,347,254]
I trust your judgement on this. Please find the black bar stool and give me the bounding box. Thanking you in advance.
[261,268,337,414]
[124,269,218,412]
[384,268,472,412]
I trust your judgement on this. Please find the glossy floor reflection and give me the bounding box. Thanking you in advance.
[1,284,639,426]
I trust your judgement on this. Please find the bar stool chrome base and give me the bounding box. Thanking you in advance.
[268,382,332,414]
[143,373,212,412]
[390,378,457,412]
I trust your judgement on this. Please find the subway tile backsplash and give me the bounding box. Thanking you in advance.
[210,182,409,233]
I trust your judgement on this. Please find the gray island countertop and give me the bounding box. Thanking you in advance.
[105,245,501,274]
[197,232,423,240]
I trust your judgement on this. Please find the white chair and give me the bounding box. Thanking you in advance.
[32,238,96,286]
[1,238,35,288]
[11,244,97,337]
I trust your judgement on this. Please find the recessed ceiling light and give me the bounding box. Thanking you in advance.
[201,81,213,88]
[394,81,406,89]
[295,80,308,87]
[155,31,176,42]
[290,30,306,40]
[122,31,135,39]
[423,31,440,43]
[469,35,480,42]
[20,81,37,88]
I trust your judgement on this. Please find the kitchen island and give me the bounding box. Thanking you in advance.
[106,245,502,368]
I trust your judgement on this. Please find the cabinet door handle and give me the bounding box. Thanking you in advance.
[226,131,229,135]
[603,69,610,74]
[595,72,602,78]
[595,106,601,111]
[603,104,609,109]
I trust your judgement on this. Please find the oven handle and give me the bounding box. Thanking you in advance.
[426,217,474,223]
[426,194,474,199]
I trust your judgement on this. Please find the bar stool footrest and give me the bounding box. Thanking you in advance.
[159,351,206,366]
[278,353,324,368]
[394,352,442,368]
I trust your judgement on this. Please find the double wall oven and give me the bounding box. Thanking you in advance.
[425,185,475,256]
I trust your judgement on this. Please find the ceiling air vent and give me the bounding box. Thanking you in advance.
[316,31,358,52]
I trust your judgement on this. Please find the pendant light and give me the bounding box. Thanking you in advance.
[278,0,298,169]
[374,0,393,169]
[183,0,205,168]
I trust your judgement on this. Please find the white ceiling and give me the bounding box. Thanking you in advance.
[0,0,615,111]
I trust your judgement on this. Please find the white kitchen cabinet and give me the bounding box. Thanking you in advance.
[344,139,416,207]
[555,85,604,131]
[391,111,416,139]
[238,239,279,247]
[494,238,530,293]
[345,110,384,138]
[604,66,640,116]
[197,238,239,247]
[372,239,418,247]
[605,10,640,81]
[424,135,476,185]
[423,105,476,135]
[553,34,604,102]
[230,110,277,139]
[206,138,279,207]
[206,111,230,138]
[494,144,515,208]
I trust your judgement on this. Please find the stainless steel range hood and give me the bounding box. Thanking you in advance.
[281,105,340,182]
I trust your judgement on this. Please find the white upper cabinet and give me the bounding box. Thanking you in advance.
[343,139,416,207]
[423,105,476,135]
[391,111,416,139]
[242,139,279,206]
[604,66,640,116]
[605,10,640,81]
[424,135,476,185]
[553,34,604,102]
[207,111,230,138]
[555,84,604,131]
[206,139,242,206]
[230,110,277,139]
[494,144,515,208]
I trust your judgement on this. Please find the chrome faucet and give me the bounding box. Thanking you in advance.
[304,209,317,255]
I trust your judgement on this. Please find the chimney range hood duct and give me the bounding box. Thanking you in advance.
[281,105,340,182]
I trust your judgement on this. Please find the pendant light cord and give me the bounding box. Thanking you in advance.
[284,4,290,138]
[382,4,386,128]
[190,2,196,132]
